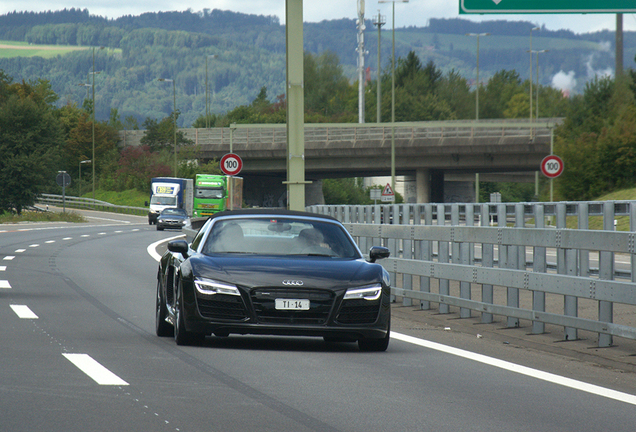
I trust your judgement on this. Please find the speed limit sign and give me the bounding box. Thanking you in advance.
[220,153,243,176]
[541,155,564,179]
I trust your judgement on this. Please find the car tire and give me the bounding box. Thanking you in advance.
[157,226,163,231]
[358,318,390,352]
[174,278,204,346]
[155,278,173,337]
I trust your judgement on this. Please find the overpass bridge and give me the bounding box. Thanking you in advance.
[118,119,560,206]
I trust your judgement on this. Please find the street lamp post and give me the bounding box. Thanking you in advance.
[158,78,177,177]
[90,47,104,206]
[533,49,548,120]
[466,33,489,121]
[379,0,408,195]
[205,54,218,129]
[373,11,386,124]
[529,27,540,122]
[79,159,91,198]
[466,33,489,203]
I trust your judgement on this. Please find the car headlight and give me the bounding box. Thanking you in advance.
[194,278,240,296]
[343,285,382,301]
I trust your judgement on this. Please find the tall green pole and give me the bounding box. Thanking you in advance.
[374,11,385,124]
[390,1,395,194]
[285,0,307,211]
[92,47,96,206]
[172,79,177,177]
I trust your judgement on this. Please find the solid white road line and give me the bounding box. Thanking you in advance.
[147,234,185,262]
[62,353,129,386]
[10,305,38,319]
[391,332,636,406]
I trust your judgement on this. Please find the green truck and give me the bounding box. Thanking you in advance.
[192,174,243,217]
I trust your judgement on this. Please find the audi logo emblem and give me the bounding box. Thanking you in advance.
[282,280,304,286]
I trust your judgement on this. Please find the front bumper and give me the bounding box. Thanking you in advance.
[181,284,391,340]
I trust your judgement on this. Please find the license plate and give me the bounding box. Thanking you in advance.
[275,299,310,310]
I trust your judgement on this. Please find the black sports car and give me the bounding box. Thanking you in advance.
[156,209,392,351]
[156,208,189,231]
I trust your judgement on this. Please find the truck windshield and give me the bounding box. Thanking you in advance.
[196,188,224,199]
[150,196,177,206]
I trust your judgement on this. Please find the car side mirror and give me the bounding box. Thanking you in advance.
[145,201,149,207]
[168,239,189,257]
[368,246,390,263]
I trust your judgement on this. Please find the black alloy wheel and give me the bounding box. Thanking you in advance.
[156,277,173,337]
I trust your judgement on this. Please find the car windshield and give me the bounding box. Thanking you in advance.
[202,217,360,259]
[151,196,177,206]
[161,208,187,217]
[196,187,224,199]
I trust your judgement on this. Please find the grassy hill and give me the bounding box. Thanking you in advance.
[0,40,93,58]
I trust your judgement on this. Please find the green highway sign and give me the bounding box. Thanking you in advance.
[460,0,636,14]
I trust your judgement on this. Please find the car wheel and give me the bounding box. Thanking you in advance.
[174,278,204,346]
[155,278,173,337]
[157,226,163,231]
[358,318,390,352]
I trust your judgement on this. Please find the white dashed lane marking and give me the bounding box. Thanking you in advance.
[0,280,11,289]
[62,354,129,386]
[10,305,38,319]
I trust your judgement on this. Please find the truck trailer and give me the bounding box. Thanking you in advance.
[147,177,194,224]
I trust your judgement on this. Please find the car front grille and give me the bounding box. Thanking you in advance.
[335,299,381,325]
[250,288,335,325]
[197,294,249,321]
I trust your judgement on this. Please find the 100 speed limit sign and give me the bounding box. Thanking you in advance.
[541,155,564,179]
[220,153,243,176]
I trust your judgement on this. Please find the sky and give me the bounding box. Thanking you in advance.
[1,0,636,34]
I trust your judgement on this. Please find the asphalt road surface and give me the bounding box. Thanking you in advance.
[1,210,635,431]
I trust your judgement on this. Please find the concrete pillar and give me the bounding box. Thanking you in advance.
[415,168,430,203]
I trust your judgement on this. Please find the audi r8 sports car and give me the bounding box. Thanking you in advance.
[156,209,392,351]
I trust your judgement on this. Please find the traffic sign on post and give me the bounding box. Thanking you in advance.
[381,183,395,202]
[220,153,243,176]
[541,155,564,178]
[460,0,636,14]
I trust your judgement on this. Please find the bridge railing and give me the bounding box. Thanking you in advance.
[117,119,561,148]
[308,201,636,348]
[226,120,557,146]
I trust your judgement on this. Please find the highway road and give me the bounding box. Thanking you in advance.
[1,210,635,431]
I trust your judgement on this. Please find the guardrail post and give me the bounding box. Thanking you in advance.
[504,204,523,328]
[460,204,473,319]
[402,207,413,307]
[598,202,615,347]
[631,202,636,287]
[532,204,546,334]
[438,204,450,314]
[558,203,578,341]
[419,204,432,311]
[481,204,494,323]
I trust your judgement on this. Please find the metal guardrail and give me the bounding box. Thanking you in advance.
[37,194,148,216]
[308,202,636,348]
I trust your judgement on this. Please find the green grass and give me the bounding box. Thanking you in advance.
[558,187,636,231]
[0,41,121,59]
[0,210,86,224]
[88,189,149,208]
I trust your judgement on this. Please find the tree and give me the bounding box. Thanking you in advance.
[0,77,62,214]
[140,112,193,152]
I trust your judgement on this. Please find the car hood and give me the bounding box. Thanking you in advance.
[190,255,384,290]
